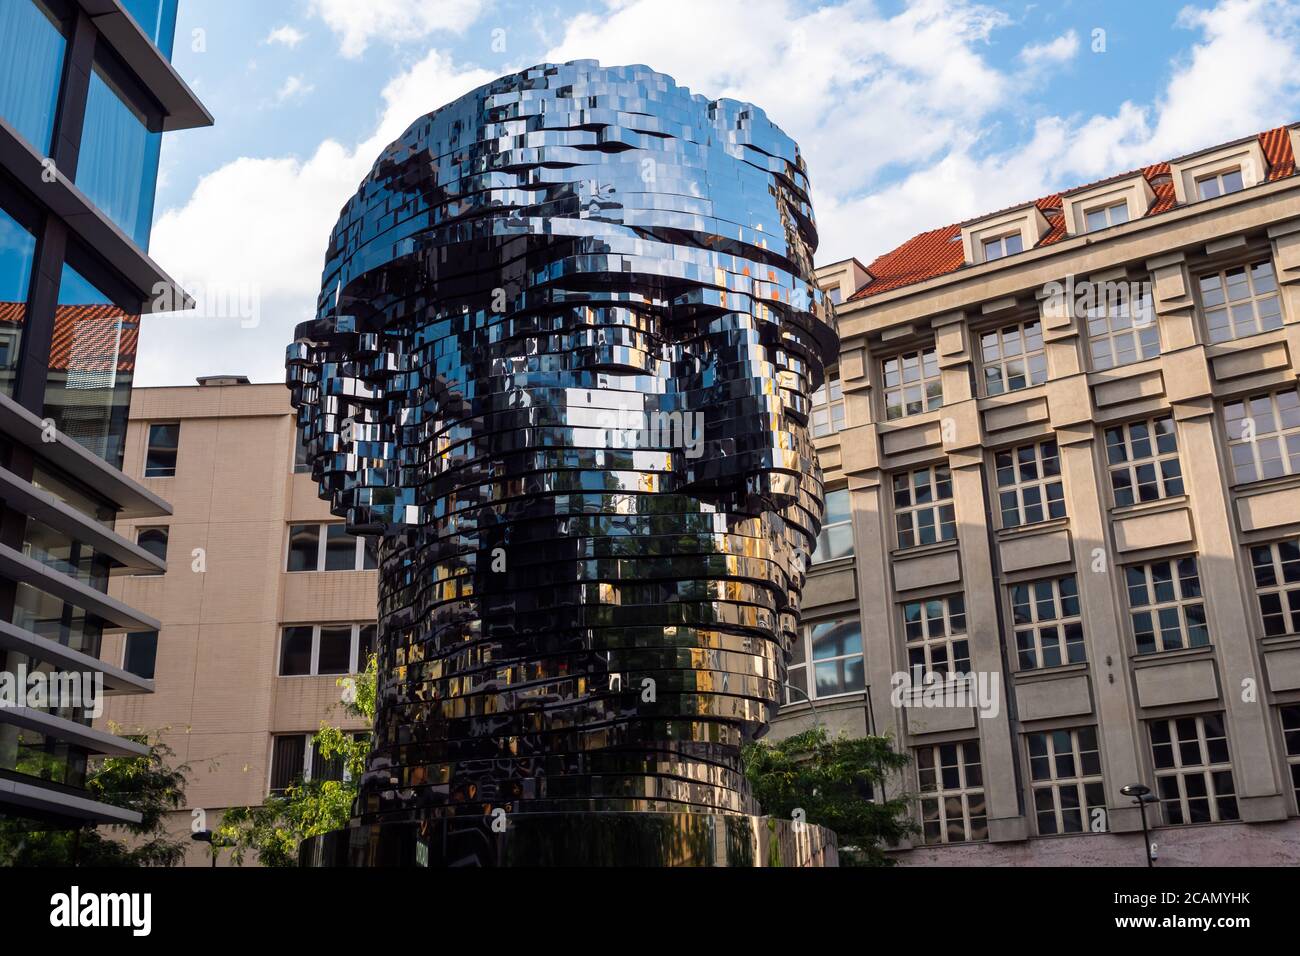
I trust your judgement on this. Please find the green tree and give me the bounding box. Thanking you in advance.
[742,726,917,866]
[215,654,376,866]
[0,733,190,867]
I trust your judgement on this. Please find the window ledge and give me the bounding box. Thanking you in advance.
[1129,644,1216,668]
[1109,494,1190,519]
[1012,661,1091,685]
[891,538,960,561]
[808,556,855,574]
[996,516,1069,540]
[1232,472,1300,498]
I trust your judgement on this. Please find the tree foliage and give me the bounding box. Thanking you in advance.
[215,654,375,866]
[0,733,190,867]
[742,726,917,866]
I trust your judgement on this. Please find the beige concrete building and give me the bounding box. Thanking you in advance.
[771,124,1300,865]
[97,377,374,865]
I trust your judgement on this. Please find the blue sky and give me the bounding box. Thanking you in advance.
[138,0,1300,385]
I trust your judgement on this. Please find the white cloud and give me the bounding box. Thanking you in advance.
[820,0,1300,265]
[142,50,497,385]
[274,75,315,104]
[546,0,1012,198]
[1019,29,1079,69]
[309,0,487,58]
[140,0,1300,385]
[265,25,306,48]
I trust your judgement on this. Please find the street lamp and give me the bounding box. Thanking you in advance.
[783,682,823,730]
[1120,784,1160,867]
[191,829,233,868]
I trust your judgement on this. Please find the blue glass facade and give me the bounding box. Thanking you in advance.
[77,63,163,250]
[45,260,137,470]
[121,0,178,61]
[0,0,68,153]
[0,0,197,836]
[0,204,38,397]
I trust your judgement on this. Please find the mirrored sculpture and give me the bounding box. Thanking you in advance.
[288,60,838,866]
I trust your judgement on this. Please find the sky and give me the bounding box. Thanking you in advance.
[137,0,1300,385]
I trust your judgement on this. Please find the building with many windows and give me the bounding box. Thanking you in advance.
[0,1,210,837]
[773,125,1300,864]
[98,379,373,865]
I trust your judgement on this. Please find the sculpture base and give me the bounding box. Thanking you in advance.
[299,812,838,867]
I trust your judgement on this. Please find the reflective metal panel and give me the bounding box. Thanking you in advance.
[287,61,838,864]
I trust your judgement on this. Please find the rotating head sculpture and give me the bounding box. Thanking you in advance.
[287,61,838,861]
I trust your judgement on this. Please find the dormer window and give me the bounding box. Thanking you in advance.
[1084,201,1129,232]
[1061,175,1151,237]
[1170,139,1265,205]
[982,233,1023,261]
[961,204,1048,266]
[1195,167,1244,200]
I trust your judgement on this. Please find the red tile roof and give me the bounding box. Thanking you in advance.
[850,126,1297,301]
[0,302,139,373]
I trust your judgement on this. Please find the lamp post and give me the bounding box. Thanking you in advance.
[1120,784,1159,867]
[783,683,823,731]
[191,829,232,868]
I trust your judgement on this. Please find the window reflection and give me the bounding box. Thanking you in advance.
[77,60,162,249]
[0,202,38,397]
[0,0,67,153]
[43,261,138,469]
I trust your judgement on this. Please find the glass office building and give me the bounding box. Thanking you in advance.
[0,0,209,836]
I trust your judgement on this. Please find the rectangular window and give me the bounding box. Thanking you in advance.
[1084,201,1129,232]
[123,630,158,680]
[811,369,845,437]
[1126,557,1209,654]
[1249,539,1300,636]
[269,734,307,793]
[882,347,943,421]
[1104,416,1183,507]
[286,524,321,572]
[1199,260,1282,343]
[279,623,375,676]
[0,202,39,397]
[144,422,179,478]
[0,0,67,153]
[76,56,162,249]
[808,617,864,698]
[916,741,987,844]
[1281,705,1300,812]
[324,523,360,571]
[135,526,168,562]
[1196,167,1244,200]
[358,623,378,668]
[995,439,1064,528]
[982,232,1023,261]
[1011,575,1085,669]
[1086,284,1159,369]
[893,464,955,549]
[1149,714,1239,825]
[785,623,808,705]
[981,320,1046,395]
[902,595,968,679]
[269,732,366,794]
[811,488,852,563]
[1027,727,1105,835]
[1224,387,1300,484]
[293,427,312,474]
[279,625,313,676]
[286,523,375,572]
